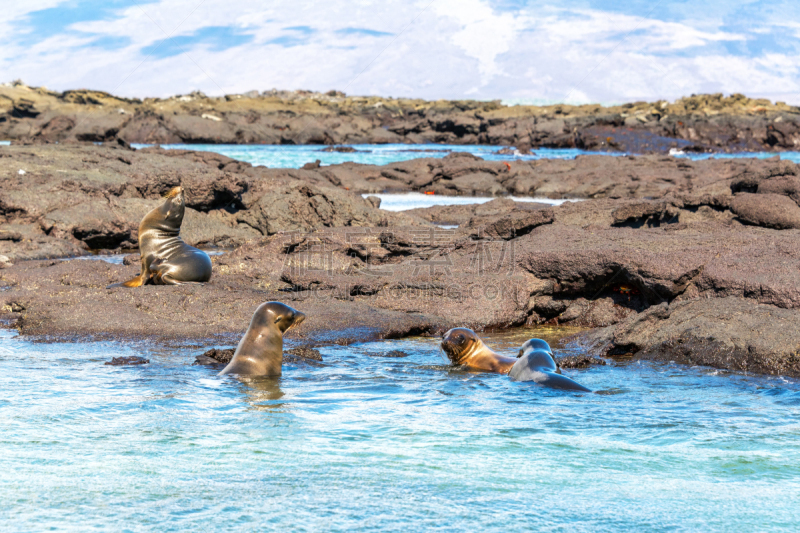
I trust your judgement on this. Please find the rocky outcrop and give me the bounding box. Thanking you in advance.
[578,298,800,377]
[3,142,800,377]
[2,82,800,153]
[0,143,425,259]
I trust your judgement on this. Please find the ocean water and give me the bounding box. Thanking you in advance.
[141,143,606,168]
[138,143,800,169]
[2,327,799,531]
[363,192,582,211]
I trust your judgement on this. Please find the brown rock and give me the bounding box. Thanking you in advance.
[731,193,800,229]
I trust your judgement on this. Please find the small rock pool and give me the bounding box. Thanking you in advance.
[1,327,799,531]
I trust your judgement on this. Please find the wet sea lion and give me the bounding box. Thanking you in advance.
[440,328,590,392]
[517,338,552,357]
[441,327,518,373]
[219,302,306,377]
[108,186,212,288]
[509,339,591,392]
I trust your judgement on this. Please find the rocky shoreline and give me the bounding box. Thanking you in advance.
[2,141,800,377]
[2,81,800,153]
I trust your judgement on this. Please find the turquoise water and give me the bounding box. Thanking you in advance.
[135,143,800,169]
[2,327,800,531]
[140,143,605,168]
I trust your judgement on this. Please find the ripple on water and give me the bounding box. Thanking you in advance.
[1,329,800,531]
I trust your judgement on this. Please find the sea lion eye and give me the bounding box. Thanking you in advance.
[455,334,464,343]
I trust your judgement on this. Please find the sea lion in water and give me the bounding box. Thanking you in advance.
[108,186,212,288]
[440,328,590,392]
[509,339,591,392]
[441,327,519,373]
[219,302,306,377]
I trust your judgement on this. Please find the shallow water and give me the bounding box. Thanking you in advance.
[136,142,800,169]
[363,192,581,212]
[138,143,595,168]
[2,328,799,531]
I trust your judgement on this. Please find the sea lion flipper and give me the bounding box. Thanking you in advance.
[537,371,592,392]
[106,273,146,289]
[122,274,146,287]
[158,273,183,285]
[509,352,591,392]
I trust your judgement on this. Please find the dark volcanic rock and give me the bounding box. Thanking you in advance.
[0,143,425,259]
[3,84,800,154]
[196,347,234,364]
[4,142,800,377]
[235,181,419,235]
[407,198,551,226]
[195,346,324,366]
[285,346,324,361]
[555,355,607,369]
[579,298,800,377]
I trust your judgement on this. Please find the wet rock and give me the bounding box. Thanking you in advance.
[322,146,362,153]
[285,346,323,361]
[195,346,323,366]
[197,347,235,364]
[580,298,800,377]
[105,356,149,365]
[555,355,607,368]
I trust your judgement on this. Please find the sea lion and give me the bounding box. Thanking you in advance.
[108,186,212,288]
[219,302,306,377]
[509,340,591,392]
[440,328,591,392]
[518,338,552,357]
[441,327,518,373]
[517,337,562,373]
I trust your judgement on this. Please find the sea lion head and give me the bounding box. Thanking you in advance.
[519,338,552,358]
[251,301,306,334]
[441,327,482,365]
[156,186,186,228]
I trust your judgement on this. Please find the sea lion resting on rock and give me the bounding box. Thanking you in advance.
[108,186,212,288]
[440,328,591,392]
[219,302,306,376]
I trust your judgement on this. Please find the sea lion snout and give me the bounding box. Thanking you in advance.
[254,301,306,333]
[164,185,184,200]
[291,310,306,329]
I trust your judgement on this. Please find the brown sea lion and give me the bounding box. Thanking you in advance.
[441,328,591,392]
[441,327,518,373]
[108,186,212,288]
[219,302,306,377]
